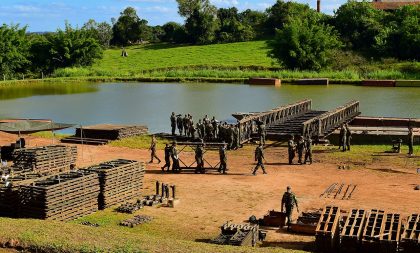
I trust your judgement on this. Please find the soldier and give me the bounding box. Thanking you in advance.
[218,143,228,174]
[176,115,183,136]
[288,135,296,165]
[345,123,352,151]
[149,135,161,164]
[207,122,214,141]
[161,144,172,172]
[227,125,234,150]
[232,125,239,150]
[408,127,414,156]
[199,120,206,139]
[190,122,196,139]
[297,135,305,164]
[211,117,218,139]
[258,120,266,145]
[171,142,180,172]
[253,143,267,175]
[304,137,313,165]
[196,120,203,139]
[170,112,176,136]
[281,186,299,231]
[339,124,347,152]
[203,115,210,124]
[195,143,205,174]
[183,114,189,136]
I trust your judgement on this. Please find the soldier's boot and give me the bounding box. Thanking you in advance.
[262,168,267,174]
[252,167,258,175]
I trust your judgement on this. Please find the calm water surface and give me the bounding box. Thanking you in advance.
[0,82,419,133]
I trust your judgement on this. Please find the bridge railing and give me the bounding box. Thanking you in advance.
[302,100,360,138]
[237,99,312,144]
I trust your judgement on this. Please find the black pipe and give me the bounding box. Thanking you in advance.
[165,184,170,199]
[156,181,160,195]
[171,185,176,199]
[161,182,165,198]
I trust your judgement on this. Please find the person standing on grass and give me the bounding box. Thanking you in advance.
[281,186,299,231]
[149,135,161,164]
[408,127,414,156]
[161,144,172,172]
[345,123,352,151]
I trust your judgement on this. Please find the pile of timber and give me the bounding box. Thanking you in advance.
[400,214,420,253]
[77,124,148,140]
[315,206,341,253]
[83,159,145,210]
[19,171,99,221]
[341,209,367,253]
[12,145,77,174]
[0,185,19,217]
[212,222,259,247]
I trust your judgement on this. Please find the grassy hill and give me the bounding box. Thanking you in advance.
[49,40,419,82]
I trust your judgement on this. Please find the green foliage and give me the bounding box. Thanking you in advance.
[0,24,30,76]
[269,15,342,70]
[111,7,150,45]
[216,7,255,43]
[83,19,113,47]
[177,0,219,44]
[265,0,313,35]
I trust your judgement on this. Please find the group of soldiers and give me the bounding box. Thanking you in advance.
[170,112,240,150]
[287,135,313,165]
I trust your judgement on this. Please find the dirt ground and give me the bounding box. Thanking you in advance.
[1,132,419,251]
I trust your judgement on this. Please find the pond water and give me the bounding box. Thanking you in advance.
[0,82,419,133]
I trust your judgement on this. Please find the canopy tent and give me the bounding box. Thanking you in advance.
[0,120,76,134]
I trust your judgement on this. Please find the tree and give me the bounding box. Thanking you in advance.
[83,19,113,47]
[30,23,103,72]
[176,0,219,44]
[265,0,313,36]
[216,7,255,43]
[111,7,149,45]
[269,15,342,70]
[333,1,384,51]
[0,24,30,76]
[239,9,268,39]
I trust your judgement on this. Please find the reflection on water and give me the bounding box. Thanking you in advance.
[0,82,419,133]
[0,83,98,100]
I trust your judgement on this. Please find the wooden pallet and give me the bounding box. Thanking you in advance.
[379,213,401,253]
[340,209,367,253]
[315,206,341,253]
[400,214,420,253]
[212,222,259,247]
[361,209,386,253]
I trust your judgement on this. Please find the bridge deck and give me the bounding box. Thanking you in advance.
[266,110,327,137]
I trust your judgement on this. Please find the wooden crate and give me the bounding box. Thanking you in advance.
[400,214,420,253]
[262,210,286,227]
[340,209,367,253]
[315,206,341,253]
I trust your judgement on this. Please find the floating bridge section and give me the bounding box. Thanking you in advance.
[236,99,360,143]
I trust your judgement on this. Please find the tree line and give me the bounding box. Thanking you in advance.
[0,0,419,77]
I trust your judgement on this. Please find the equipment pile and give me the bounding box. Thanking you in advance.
[120,215,153,228]
[212,222,262,247]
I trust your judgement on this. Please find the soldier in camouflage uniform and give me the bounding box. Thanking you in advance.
[297,135,305,164]
[161,144,172,172]
[211,117,218,139]
[288,135,296,165]
[171,142,180,173]
[408,127,414,156]
[339,124,347,152]
[170,112,176,136]
[149,135,161,164]
[253,143,267,175]
[304,137,313,165]
[176,115,183,136]
[281,186,299,230]
[345,123,352,151]
[218,143,228,174]
[195,143,205,174]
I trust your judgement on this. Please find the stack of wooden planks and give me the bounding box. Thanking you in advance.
[212,222,259,247]
[83,159,145,210]
[315,206,341,253]
[76,124,148,140]
[400,214,420,253]
[19,171,99,221]
[361,209,386,253]
[341,209,367,253]
[12,145,77,174]
[379,213,401,253]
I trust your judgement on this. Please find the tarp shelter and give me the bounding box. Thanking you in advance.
[0,120,76,134]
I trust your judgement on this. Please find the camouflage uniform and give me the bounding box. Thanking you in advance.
[170,113,176,136]
[408,128,414,156]
[177,116,183,136]
[281,190,298,228]
[171,144,180,172]
[149,138,161,163]
[346,124,352,151]
[304,138,313,164]
[195,145,205,174]
[161,145,172,171]
[218,145,227,174]
[288,138,296,165]
[297,136,305,164]
[253,145,266,175]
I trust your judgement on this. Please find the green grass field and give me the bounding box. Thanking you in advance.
[48,41,419,82]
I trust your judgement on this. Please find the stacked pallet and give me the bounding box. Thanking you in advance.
[400,214,420,253]
[19,171,99,221]
[361,209,386,253]
[76,124,148,140]
[12,145,77,174]
[341,209,367,253]
[315,206,341,253]
[212,222,259,247]
[84,159,145,210]
[290,211,322,235]
[379,213,401,253]
[0,185,19,217]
